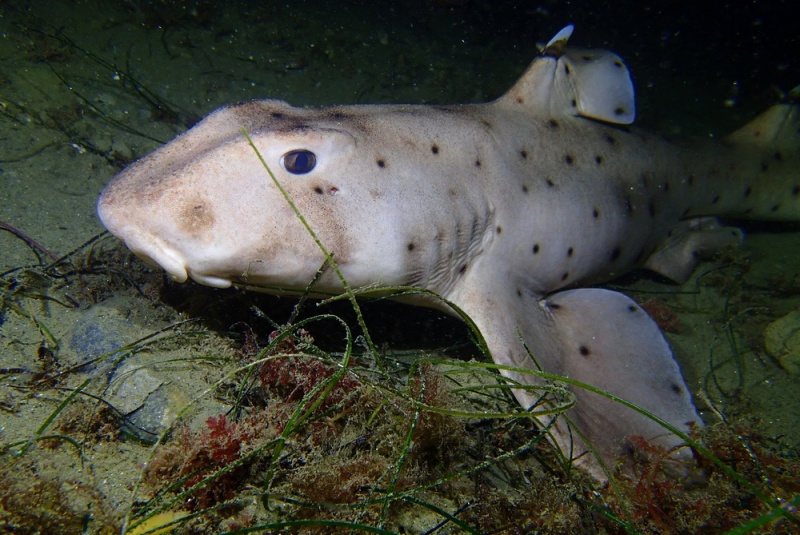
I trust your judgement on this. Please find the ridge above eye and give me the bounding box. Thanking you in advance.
[281,149,317,174]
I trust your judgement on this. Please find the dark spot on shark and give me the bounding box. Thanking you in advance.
[761,162,769,172]
[595,155,603,165]
[614,107,626,116]
[687,175,695,186]
[564,154,574,165]
[670,384,683,395]
[614,60,623,68]
[744,186,753,198]
[522,185,529,194]
[459,264,467,275]
[516,97,524,104]
[517,288,523,297]
[313,186,324,195]
[431,145,440,155]
[604,134,617,145]
[481,119,493,129]
[579,345,590,356]
[662,181,670,193]
[793,186,800,197]
[628,305,637,312]
[771,204,781,212]
[377,159,386,168]
[593,207,600,219]
[567,247,574,257]
[611,246,622,261]
[521,150,528,159]
[546,179,555,187]
[561,272,569,281]
[622,193,633,215]
[775,152,783,161]
[533,244,540,254]
[570,99,577,108]
[407,243,415,251]
[564,64,571,75]
[581,54,592,61]
[475,160,482,167]
[496,226,502,234]
[711,195,720,204]
[547,119,560,129]
[271,112,284,119]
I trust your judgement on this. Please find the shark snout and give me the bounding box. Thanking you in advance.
[96,190,187,283]
[98,192,240,289]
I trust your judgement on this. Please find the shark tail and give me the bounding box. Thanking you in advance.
[693,85,800,223]
[726,85,800,154]
[649,87,800,283]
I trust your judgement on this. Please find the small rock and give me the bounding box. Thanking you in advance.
[764,310,800,374]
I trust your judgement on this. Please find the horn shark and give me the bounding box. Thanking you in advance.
[96,25,800,478]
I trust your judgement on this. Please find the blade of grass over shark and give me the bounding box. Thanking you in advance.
[242,128,382,373]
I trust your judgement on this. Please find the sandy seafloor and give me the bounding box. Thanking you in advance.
[1,1,799,533]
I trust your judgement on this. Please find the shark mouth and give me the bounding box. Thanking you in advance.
[124,234,235,289]
[121,231,190,283]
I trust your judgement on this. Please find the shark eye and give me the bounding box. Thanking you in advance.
[281,149,317,174]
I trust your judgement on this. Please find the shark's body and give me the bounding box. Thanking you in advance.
[97,27,800,478]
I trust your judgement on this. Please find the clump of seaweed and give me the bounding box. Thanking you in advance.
[0,455,119,534]
[142,412,278,511]
[592,422,800,534]
[255,327,363,412]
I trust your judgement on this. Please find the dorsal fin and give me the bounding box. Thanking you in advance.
[725,86,800,154]
[496,25,636,124]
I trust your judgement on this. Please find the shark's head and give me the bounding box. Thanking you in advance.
[98,99,415,293]
[97,99,490,296]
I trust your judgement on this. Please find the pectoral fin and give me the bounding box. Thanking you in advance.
[451,271,703,479]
